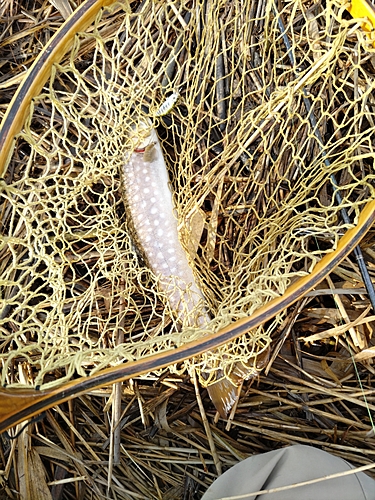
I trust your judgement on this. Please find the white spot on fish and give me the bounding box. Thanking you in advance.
[144,188,150,194]
[150,207,158,215]
[157,229,163,237]
[154,220,159,226]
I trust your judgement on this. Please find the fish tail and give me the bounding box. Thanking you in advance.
[205,348,270,418]
[207,376,240,418]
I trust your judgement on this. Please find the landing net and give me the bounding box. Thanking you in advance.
[1,0,375,389]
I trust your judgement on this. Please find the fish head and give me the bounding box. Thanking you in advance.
[128,120,158,151]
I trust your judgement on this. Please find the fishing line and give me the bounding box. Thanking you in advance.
[345,332,375,435]
[5,412,46,440]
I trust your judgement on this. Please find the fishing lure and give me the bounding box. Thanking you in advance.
[347,0,375,44]
[154,92,179,117]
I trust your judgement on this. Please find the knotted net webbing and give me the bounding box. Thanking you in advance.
[1,0,375,390]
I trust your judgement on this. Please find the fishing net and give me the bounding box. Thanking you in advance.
[1,0,375,391]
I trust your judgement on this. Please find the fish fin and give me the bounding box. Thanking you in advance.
[206,348,271,418]
[207,377,240,418]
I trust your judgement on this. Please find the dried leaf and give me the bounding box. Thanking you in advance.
[302,310,374,343]
[354,346,375,362]
[18,440,52,500]
[321,359,342,385]
[306,10,322,61]
[206,173,225,263]
[49,0,73,20]
[154,398,172,432]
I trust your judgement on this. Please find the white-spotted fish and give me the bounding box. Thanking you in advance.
[122,123,268,417]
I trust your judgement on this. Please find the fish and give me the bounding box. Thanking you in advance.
[123,123,209,325]
[122,122,268,417]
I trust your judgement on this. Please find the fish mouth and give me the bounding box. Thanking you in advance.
[129,119,156,150]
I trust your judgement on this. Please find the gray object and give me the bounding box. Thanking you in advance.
[202,445,375,500]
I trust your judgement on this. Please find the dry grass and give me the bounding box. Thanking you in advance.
[0,1,375,499]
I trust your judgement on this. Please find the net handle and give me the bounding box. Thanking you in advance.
[347,0,375,42]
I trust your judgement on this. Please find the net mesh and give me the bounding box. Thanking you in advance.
[1,0,375,390]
